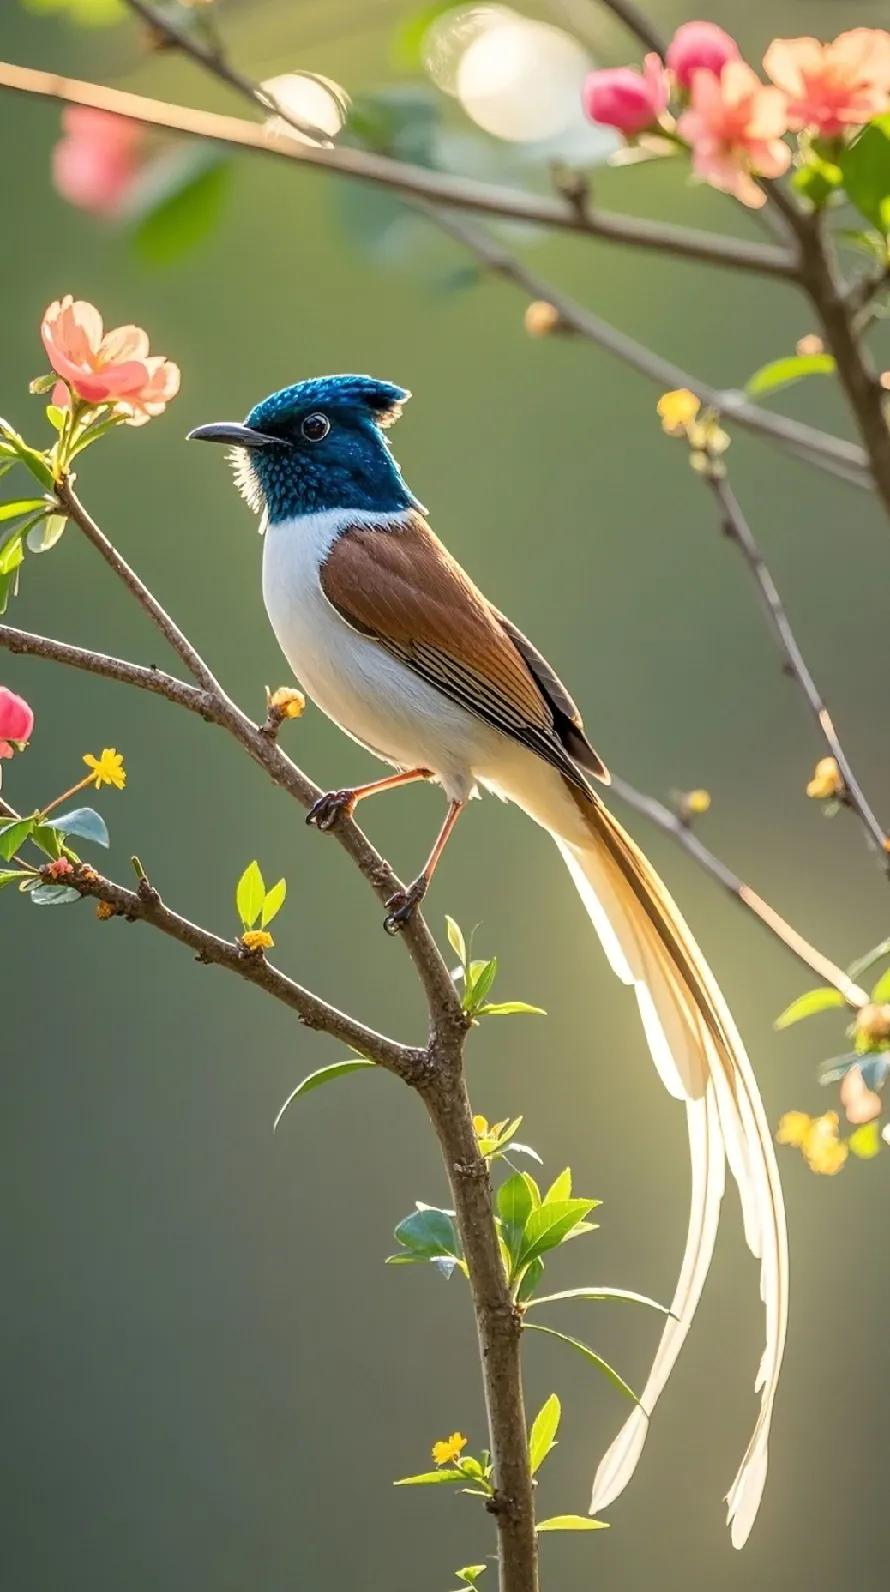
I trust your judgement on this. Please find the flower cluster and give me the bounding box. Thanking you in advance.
[41,297,180,426]
[583,22,890,209]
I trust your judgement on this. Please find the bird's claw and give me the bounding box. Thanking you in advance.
[306,789,356,832]
[383,877,428,934]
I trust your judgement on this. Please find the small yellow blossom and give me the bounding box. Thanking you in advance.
[684,788,711,816]
[268,685,306,720]
[657,388,700,435]
[776,1110,812,1148]
[241,928,274,952]
[83,748,126,790]
[806,756,843,801]
[796,334,824,357]
[432,1432,467,1466]
[95,900,115,921]
[524,300,560,337]
[777,1109,848,1174]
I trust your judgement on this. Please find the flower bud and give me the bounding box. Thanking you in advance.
[666,21,740,90]
[582,54,668,136]
[806,756,843,800]
[855,1002,890,1046]
[524,300,561,337]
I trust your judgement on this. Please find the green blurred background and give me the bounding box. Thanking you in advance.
[2,2,889,1587]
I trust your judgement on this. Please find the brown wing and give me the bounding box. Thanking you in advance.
[320,514,602,790]
[496,613,608,782]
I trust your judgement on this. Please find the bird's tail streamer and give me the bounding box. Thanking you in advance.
[554,799,788,1549]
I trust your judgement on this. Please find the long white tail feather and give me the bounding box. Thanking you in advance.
[554,803,787,1549]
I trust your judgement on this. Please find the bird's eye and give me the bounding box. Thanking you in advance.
[301,412,330,442]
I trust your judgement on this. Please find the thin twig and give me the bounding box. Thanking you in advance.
[0,622,215,715]
[704,472,890,863]
[122,0,333,145]
[0,61,798,281]
[591,0,666,55]
[609,775,868,1007]
[426,208,868,488]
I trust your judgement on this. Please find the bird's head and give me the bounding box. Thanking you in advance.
[188,374,423,522]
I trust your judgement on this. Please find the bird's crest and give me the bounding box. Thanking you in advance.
[247,375,410,434]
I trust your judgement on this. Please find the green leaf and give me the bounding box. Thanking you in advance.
[871,966,890,1003]
[29,823,64,860]
[464,956,498,1012]
[261,876,287,927]
[27,513,66,553]
[391,1206,461,1261]
[445,913,467,966]
[476,1001,546,1018]
[840,114,890,232]
[272,1059,375,1130]
[130,147,233,264]
[528,1393,560,1475]
[745,354,836,398]
[792,154,842,208]
[536,1515,608,1533]
[236,860,264,928]
[497,1172,534,1266]
[516,1256,544,1304]
[454,1567,487,1587]
[543,1168,572,1205]
[29,883,81,905]
[526,1286,673,1315]
[517,1200,599,1268]
[0,817,35,861]
[0,498,46,522]
[775,987,845,1029]
[52,807,109,848]
[0,424,53,489]
[0,867,30,889]
[849,1120,882,1160]
[525,1322,637,1402]
[394,1469,465,1486]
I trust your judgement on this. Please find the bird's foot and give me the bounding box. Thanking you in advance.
[383,876,428,934]
[306,789,357,832]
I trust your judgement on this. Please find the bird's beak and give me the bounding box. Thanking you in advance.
[187,422,283,449]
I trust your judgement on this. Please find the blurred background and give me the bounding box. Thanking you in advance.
[2,1,889,1587]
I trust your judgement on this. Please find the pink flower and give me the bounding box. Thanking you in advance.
[678,61,790,209]
[0,687,34,759]
[582,53,668,136]
[52,108,142,217]
[41,297,181,426]
[840,1065,883,1126]
[667,21,740,91]
[763,29,890,137]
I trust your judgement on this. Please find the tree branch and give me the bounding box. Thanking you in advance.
[592,0,666,55]
[703,471,890,863]
[426,208,869,488]
[0,60,797,281]
[0,621,215,715]
[609,775,868,1006]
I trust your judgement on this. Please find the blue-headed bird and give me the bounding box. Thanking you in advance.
[190,374,787,1547]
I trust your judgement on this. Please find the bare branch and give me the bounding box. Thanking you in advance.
[0,61,797,281]
[592,0,666,55]
[610,775,868,1007]
[426,208,869,488]
[703,472,890,863]
[0,622,214,715]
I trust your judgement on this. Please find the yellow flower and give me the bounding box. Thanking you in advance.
[806,756,843,800]
[524,300,560,337]
[95,900,115,921]
[776,1109,848,1174]
[657,388,700,435]
[241,928,274,952]
[83,748,126,790]
[803,1111,848,1176]
[683,788,711,816]
[776,1110,812,1148]
[432,1432,467,1466]
[268,686,306,720]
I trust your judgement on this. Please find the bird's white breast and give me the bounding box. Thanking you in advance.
[261,509,490,802]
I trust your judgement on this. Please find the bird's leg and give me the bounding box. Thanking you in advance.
[306,767,433,832]
[384,800,465,934]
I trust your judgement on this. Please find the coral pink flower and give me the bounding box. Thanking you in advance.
[667,21,740,90]
[763,29,890,137]
[678,61,790,209]
[0,687,34,758]
[41,297,180,426]
[582,53,668,136]
[52,107,142,217]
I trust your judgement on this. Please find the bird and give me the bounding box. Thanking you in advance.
[189,374,787,1548]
